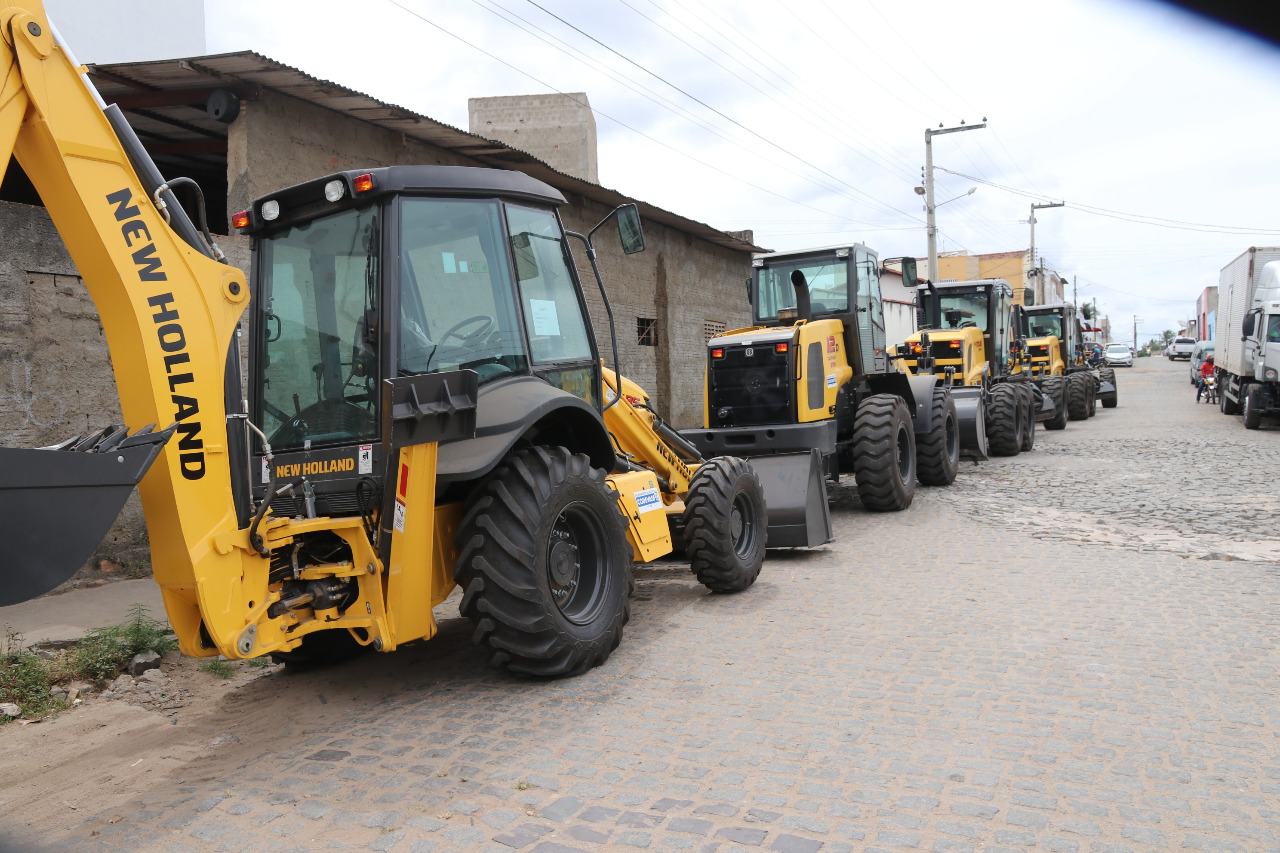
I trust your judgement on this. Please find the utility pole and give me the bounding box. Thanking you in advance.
[1133,315,1141,351]
[1028,201,1063,305]
[923,121,986,282]
[1072,275,1077,309]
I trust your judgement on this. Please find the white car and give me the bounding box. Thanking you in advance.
[1104,343,1134,367]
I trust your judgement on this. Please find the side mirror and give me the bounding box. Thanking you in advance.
[900,257,917,284]
[511,232,539,281]
[745,278,752,305]
[1242,313,1256,338]
[616,204,646,255]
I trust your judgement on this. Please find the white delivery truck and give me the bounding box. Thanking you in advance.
[1215,247,1280,428]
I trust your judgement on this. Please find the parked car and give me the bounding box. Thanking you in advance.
[1105,343,1134,367]
[1189,340,1215,385]
[1166,336,1196,360]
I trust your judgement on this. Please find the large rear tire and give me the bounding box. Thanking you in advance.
[852,394,917,512]
[1041,377,1068,431]
[1221,378,1241,415]
[1066,374,1089,421]
[1085,375,1097,417]
[683,457,766,593]
[917,387,960,486]
[455,447,632,678]
[985,384,1022,457]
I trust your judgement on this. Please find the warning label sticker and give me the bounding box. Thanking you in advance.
[359,444,373,475]
[393,498,406,533]
[826,374,837,388]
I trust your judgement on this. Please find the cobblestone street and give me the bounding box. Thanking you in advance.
[15,357,1280,853]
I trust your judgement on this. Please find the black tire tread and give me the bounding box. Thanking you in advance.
[852,394,917,511]
[1066,374,1089,421]
[1041,377,1068,430]
[683,457,766,592]
[917,386,959,486]
[986,384,1021,456]
[454,447,633,678]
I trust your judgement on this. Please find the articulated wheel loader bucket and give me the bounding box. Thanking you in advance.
[0,425,173,606]
[746,448,832,548]
[951,388,989,462]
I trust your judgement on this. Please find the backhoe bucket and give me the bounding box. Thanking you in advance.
[951,388,989,462]
[0,425,172,606]
[748,449,832,548]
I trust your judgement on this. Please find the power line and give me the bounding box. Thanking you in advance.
[382,0,898,232]
[937,168,1280,235]
[521,0,924,224]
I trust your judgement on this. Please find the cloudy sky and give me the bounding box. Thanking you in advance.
[198,0,1280,343]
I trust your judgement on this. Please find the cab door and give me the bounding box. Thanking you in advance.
[855,249,886,372]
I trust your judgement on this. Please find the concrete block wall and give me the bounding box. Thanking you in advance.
[0,199,250,569]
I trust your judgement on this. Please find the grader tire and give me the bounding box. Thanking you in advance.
[1066,374,1090,421]
[1097,368,1117,409]
[985,384,1022,457]
[683,456,766,593]
[1018,384,1036,452]
[1086,375,1098,417]
[454,447,632,678]
[1042,377,1068,431]
[852,394,917,512]
[917,387,959,486]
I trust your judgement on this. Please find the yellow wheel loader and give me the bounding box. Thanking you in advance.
[683,246,960,530]
[0,1,768,677]
[902,279,1057,457]
[1022,303,1116,415]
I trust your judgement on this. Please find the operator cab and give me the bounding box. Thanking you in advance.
[237,166,630,517]
[917,279,1014,374]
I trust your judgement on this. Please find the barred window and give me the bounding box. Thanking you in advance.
[637,317,658,347]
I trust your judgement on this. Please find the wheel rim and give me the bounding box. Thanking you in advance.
[730,491,759,558]
[896,424,912,481]
[547,501,611,625]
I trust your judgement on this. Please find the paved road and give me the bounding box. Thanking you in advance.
[24,358,1280,852]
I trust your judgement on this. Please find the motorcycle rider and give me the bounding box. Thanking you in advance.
[1196,353,1215,402]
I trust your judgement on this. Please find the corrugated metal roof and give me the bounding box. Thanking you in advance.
[87,51,762,253]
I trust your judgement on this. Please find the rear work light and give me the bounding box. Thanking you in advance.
[231,210,250,229]
[711,348,725,359]
[354,173,375,193]
[775,343,789,353]
[949,340,961,349]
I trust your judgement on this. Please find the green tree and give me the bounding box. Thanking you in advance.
[1162,329,1175,346]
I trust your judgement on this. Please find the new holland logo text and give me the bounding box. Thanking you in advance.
[275,458,357,478]
[108,188,205,481]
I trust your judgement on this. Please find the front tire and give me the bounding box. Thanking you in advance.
[985,384,1022,457]
[1243,386,1263,430]
[683,457,766,592]
[1041,377,1068,431]
[1018,384,1036,452]
[455,447,632,678]
[1221,378,1241,415]
[917,387,959,486]
[1066,374,1089,421]
[852,394,917,511]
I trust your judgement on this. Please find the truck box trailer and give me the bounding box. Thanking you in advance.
[1215,247,1280,427]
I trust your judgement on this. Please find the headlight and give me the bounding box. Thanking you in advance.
[1267,368,1277,381]
[324,180,345,202]
[260,199,280,221]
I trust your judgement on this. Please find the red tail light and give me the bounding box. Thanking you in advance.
[711,348,725,359]
[354,173,375,193]
[231,210,250,229]
[775,343,789,353]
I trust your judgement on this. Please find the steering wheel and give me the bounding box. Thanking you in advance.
[441,315,496,344]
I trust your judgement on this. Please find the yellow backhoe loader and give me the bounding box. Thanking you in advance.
[0,1,772,677]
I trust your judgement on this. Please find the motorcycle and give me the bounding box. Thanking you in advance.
[1200,374,1218,404]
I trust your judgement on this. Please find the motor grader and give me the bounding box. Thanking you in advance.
[902,278,1061,457]
[1022,302,1117,415]
[0,1,773,677]
[683,246,960,526]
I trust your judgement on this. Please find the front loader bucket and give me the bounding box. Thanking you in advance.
[951,388,989,462]
[0,425,172,606]
[748,449,832,548]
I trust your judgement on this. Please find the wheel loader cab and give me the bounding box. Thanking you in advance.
[242,166,611,517]
[904,280,1013,386]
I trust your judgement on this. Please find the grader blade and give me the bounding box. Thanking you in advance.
[951,388,989,462]
[0,425,173,606]
[748,448,832,548]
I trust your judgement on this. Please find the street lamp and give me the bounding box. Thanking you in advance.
[936,187,976,208]
[923,121,987,282]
